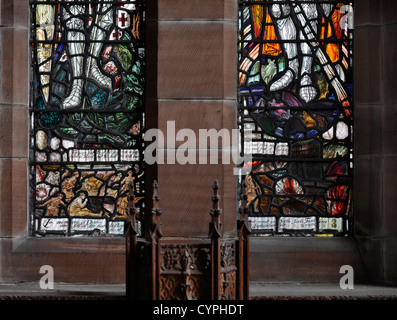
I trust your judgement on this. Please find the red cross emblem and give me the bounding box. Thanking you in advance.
[117,10,130,29]
[110,28,123,40]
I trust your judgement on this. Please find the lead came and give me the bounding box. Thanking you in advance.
[238,1,354,236]
[30,0,145,237]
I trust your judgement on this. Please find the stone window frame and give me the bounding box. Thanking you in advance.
[0,0,396,285]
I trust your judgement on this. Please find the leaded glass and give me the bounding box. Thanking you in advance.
[238,0,354,236]
[30,0,145,236]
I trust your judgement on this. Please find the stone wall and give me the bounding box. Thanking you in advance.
[0,0,396,286]
[354,0,397,285]
[145,0,237,238]
[0,0,126,284]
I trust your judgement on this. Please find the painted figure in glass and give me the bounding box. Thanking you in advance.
[61,2,114,109]
[30,0,146,237]
[238,1,354,236]
[269,1,342,102]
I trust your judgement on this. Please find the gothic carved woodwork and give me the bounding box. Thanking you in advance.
[125,180,251,300]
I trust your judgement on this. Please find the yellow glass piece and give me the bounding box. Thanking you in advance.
[36,4,55,102]
[317,73,329,99]
[246,174,260,205]
[79,176,104,197]
[299,111,317,128]
[42,165,61,170]
[36,4,54,25]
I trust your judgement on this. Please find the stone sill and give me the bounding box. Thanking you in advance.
[1,282,397,300]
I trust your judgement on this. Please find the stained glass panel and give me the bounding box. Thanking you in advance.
[30,0,145,236]
[238,0,354,236]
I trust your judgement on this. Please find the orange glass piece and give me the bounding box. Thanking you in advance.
[260,196,270,213]
[262,8,282,56]
[332,4,344,39]
[326,43,340,63]
[252,2,263,39]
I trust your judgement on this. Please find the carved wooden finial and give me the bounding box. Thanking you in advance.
[211,180,222,214]
[152,180,162,216]
[239,178,249,219]
[150,180,163,240]
[237,177,251,238]
[125,182,138,237]
[127,182,137,215]
[209,180,222,238]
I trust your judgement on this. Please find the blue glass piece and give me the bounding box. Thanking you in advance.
[275,127,283,136]
[307,129,318,137]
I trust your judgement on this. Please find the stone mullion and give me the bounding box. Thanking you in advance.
[0,0,29,240]
[146,1,237,238]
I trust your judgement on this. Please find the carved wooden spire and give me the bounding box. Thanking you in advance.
[209,180,222,238]
[209,180,222,300]
[125,181,139,299]
[125,182,138,236]
[150,180,163,238]
[239,178,249,221]
[236,177,251,300]
[152,180,162,216]
[128,182,136,212]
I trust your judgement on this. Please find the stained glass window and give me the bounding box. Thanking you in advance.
[30,0,145,236]
[238,1,354,236]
